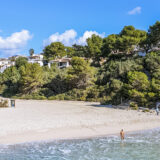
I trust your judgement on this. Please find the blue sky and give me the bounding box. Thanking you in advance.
[0,0,160,58]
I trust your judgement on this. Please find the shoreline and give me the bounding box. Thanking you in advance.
[0,100,160,145]
[1,126,160,145]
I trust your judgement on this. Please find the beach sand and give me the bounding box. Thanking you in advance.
[0,100,160,144]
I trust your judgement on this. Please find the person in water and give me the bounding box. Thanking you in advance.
[120,129,124,140]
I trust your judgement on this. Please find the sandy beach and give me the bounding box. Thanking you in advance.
[0,100,160,144]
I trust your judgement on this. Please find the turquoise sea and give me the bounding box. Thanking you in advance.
[0,128,160,160]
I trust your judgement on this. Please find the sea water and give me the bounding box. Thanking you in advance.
[0,129,160,160]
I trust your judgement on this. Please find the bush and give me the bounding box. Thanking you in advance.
[48,96,57,100]
[64,89,87,101]
[57,94,65,100]
[0,99,9,107]
[130,102,138,110]
[143,108,150,112]
[48,89,88,101]
[48,94,66,100]
[32,95,47,100]
[86,86,100,101]
[100,96,108,105]
[12,93,47,100]
[39,88,54,98]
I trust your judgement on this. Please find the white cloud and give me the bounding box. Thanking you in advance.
[128,6,141,15]
[43,29,105,47]
[43,29,77,46]
[77,31,105,45]
[0,30,32,57]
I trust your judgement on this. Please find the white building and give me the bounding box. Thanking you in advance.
[28,54,44,66]
[48,58,71,69]
[0,54,72,73]
[0,59,15,73]
[0,59,9,66]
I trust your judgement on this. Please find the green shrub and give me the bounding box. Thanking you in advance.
[48,96,57,100]
[48,89,87,101]
[57,94,65,100]
[143,108,150,112]
[39,88,54,98]
[130,102,138,110]
[64,95,72,100]
[33,95,47,100]
[0,99,9,108]
[100,96,108,105]
[13,93,47,100]
[48,94,66,100]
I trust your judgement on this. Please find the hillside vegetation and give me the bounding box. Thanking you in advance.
[0,21,160,108]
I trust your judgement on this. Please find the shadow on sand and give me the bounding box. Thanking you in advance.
[88,104,113,108]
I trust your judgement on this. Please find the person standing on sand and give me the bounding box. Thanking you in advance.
[120,129,124,140]
[156,107,159,115]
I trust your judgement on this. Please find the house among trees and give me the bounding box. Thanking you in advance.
[48,57,71,69]
[28,54,44,67]
[0,58,15,73]
[0,53,71,73]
